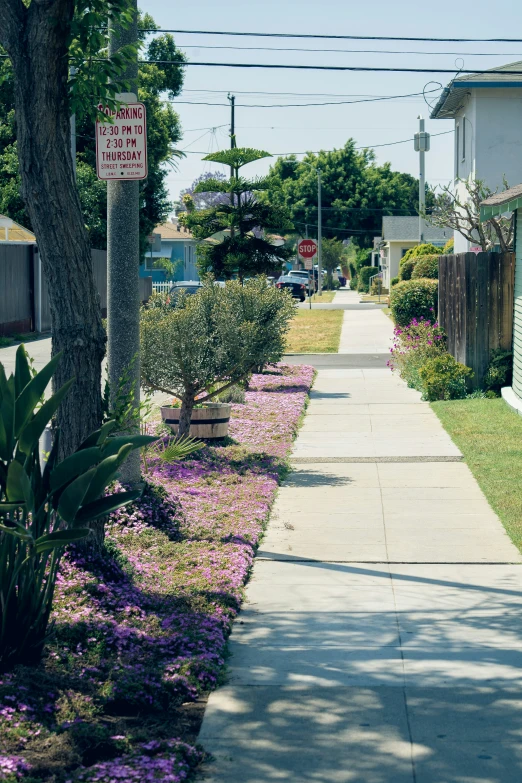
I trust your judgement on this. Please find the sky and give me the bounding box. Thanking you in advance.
[140,0,522,227]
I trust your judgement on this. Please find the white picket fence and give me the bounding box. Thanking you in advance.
[151,281,172,294]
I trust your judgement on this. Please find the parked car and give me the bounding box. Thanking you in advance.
[168,280,203,305]
[290,270,316,293]
[275,275,308,302]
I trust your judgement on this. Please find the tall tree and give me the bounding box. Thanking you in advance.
[266,141,429,247]
[321,238,344,289]
[0,14,185,257]
[177,171,230,212]
[426,177,514,252]
[180,148,293,279]
[0,0,134,457]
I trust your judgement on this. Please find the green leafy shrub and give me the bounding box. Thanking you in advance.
[419,354,473,401]
[216,384,246,404]
[370,280,388,296]
[483,349,513,395]
[401,243,442,265]
[357,265,376,293]
[391,276,399,287]
[399,258,417,281]
[390,278,439,327]
[0,347,154,671]
[411,254,439,279]
[389,317,446,390]
[442,237,454,254]
[141,277,295,436]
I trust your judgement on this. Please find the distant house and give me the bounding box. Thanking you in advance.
[140,221,198,283]
[0,215,35,243]
[481,185,522,412]
[431,61,522,253]
[378,217,451,290]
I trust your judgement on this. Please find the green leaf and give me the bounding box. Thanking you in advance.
[0,411,8,462]
[203,148,272,170]
[34,528,90,554]
[14,352,62,437]
[18,378,74,455]
[101,434,156,458]
[79,420,117,450]
[49,447,101,493]
[57,467,96,524]
[75,490,141,524]
[0,523,32,541]
[82,444,133,505]
[14,345,32,398]
[6,460,32,505]
[0,375,15,458]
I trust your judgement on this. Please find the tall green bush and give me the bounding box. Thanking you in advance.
[399,258,417,281]
[401,243,442,265]
[140,278,295,436]
[357,265,376,293]
[390,278,438,327]
[0,347,153,671]
[411,254,439,279]
[442,237,454,254]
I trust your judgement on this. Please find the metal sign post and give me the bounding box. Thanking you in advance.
[298,239,318,309]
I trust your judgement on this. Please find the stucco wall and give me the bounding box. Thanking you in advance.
[452,87,522,252]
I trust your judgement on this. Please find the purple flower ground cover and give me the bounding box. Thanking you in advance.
[0,364,314,783]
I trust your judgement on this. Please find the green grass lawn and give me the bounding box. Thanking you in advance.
[432,398,522,552]
[285,309,343,353]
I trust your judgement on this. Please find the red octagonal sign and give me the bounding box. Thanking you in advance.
[298,239,318,259]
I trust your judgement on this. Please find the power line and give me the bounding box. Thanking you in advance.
[142,29,522,44]
[167,89,441,109]
[175,43,522,57]
[143,59,522,75]
[180,129,454,156]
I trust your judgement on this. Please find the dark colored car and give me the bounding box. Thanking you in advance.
[275,275,308,302]
[290,270,316,293]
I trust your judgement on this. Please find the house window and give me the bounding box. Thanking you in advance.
[462,117,466,161]
[401,248,409,258]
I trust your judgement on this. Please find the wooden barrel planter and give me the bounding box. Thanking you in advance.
[160,402,232,439]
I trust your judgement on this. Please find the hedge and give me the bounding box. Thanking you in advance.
[390,278,439,327]
[401,243,442,265]
[357,265,376,293]
[399,258,417,281]
[411,254,439,279]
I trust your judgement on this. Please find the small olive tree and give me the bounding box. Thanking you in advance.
[140,278,295,436]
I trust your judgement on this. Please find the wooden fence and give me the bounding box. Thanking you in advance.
[0,244,152,335]
[438,251,515,387]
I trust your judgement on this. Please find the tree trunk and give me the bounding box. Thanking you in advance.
[178,392,195,438]
[0,0,106,461]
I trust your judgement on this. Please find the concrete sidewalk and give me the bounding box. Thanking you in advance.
[198,309,522,780]
[337,289,393,354]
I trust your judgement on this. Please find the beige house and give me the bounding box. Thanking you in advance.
[378,217,451,289]
[0,215,35,243]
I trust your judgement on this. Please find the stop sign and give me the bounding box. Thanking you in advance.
[298,239,318,259]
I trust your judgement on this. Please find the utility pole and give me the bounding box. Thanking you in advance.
[317,168,323,296]
[414,116,430,244]
[228,93,236,177]
[107,0,141,485]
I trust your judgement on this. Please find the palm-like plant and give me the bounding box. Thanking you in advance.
[0,346,155,670]
[179,147,293,279]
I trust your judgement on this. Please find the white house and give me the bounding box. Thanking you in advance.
[378,217,451,290]
[431,61,522,253]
